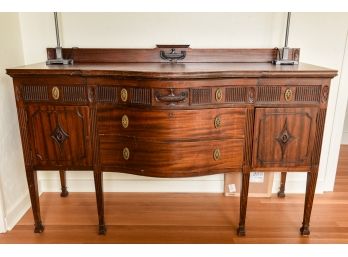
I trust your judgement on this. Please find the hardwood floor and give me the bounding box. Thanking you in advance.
[1,145,347,243]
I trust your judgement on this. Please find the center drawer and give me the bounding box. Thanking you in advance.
[99,135,244,177]
[97,107,246,140]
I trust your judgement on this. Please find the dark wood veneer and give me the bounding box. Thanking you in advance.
[7,47,337,237]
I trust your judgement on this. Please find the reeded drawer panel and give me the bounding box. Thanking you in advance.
[99,135,244,177]
[97,107,246,140]
[20,84,88,104]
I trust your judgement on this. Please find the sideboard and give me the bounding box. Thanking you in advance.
[6,46,337,236]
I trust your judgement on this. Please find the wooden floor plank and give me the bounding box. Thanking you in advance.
[1,145,347,243]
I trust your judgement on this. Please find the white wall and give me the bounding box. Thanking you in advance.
[342,106,348,144]
[1,13,347,205]
[0,13,29,232]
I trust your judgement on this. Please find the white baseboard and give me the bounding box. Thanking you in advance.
[38,171,225,193]
[5,191,31,231]
[38,171,318,194]
[342,131,348,144]
[272,172,324,194]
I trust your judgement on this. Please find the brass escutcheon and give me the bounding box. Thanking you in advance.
[120,88,128,102]
[123,147,130,160]
[122,114,129,128]
[215,88,223,102]
[213,148,221,161]
[52,86,60,100]
[214,115,221,128]
[284,88,293,102]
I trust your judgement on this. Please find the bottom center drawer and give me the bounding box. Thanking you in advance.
[99,135,244,177]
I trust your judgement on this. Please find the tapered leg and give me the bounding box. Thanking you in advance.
[94,170,106,235]
[300,167,319,236]
[25,166,44,233]
[237,167,250,236]
[277,172,287,198]
[59,170,69,197]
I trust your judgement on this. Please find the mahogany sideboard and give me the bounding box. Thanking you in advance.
[6,46,337,236]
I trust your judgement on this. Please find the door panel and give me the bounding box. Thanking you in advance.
[252,108,318,168]
[27,105,91,167]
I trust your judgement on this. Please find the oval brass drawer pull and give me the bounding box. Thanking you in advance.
[123,147,130,160]
[122,114,129,128]
[120,88,128,102]
[214,115,221,128]
[52,86,60,100]
[213,148,221,161]
[215,88,223,102]
[284,88,293,102]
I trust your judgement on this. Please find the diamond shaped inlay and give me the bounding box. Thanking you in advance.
[51,124,69,145]
[276,118,294,160]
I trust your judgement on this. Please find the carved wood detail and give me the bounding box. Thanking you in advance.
[51,124,69,145]
[321,85,329,103]
[275,118,295,161]
[191,88,212,104]
[18,107,32,165]
[22,85,49,101]
[295,86,321,102]
[97,86,118,103]
[22,85,88,103]
[88,87,96,103]
[311,109,326,164]
[257,86,281,102]
[14,85,22,102]
[129,87,151,105]
[244,108,254,166]
[61,86,87,103]
[247,87,255,103]
[225,87,247,103]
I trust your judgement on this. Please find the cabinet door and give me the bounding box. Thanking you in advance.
[252,108,318,168]
[27,105,91,167]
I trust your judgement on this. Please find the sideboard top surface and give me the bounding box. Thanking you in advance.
[7,62,337,79]
[6,47,337,79]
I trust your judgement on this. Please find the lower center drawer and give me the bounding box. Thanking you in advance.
[99,135,244,177]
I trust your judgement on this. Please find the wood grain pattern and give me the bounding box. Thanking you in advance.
[253,108,318,168]
[7,63,337,79]
[27,105,92,167]
[46,47,300,64]
[99,136,244,177]
[97,107,246,140]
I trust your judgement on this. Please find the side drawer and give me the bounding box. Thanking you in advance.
[20,84,87,104]
[97,107,246,140]
[99,135,244,177]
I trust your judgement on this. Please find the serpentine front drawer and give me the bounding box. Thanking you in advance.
[99,135,245,177]
[97,107,246,140]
